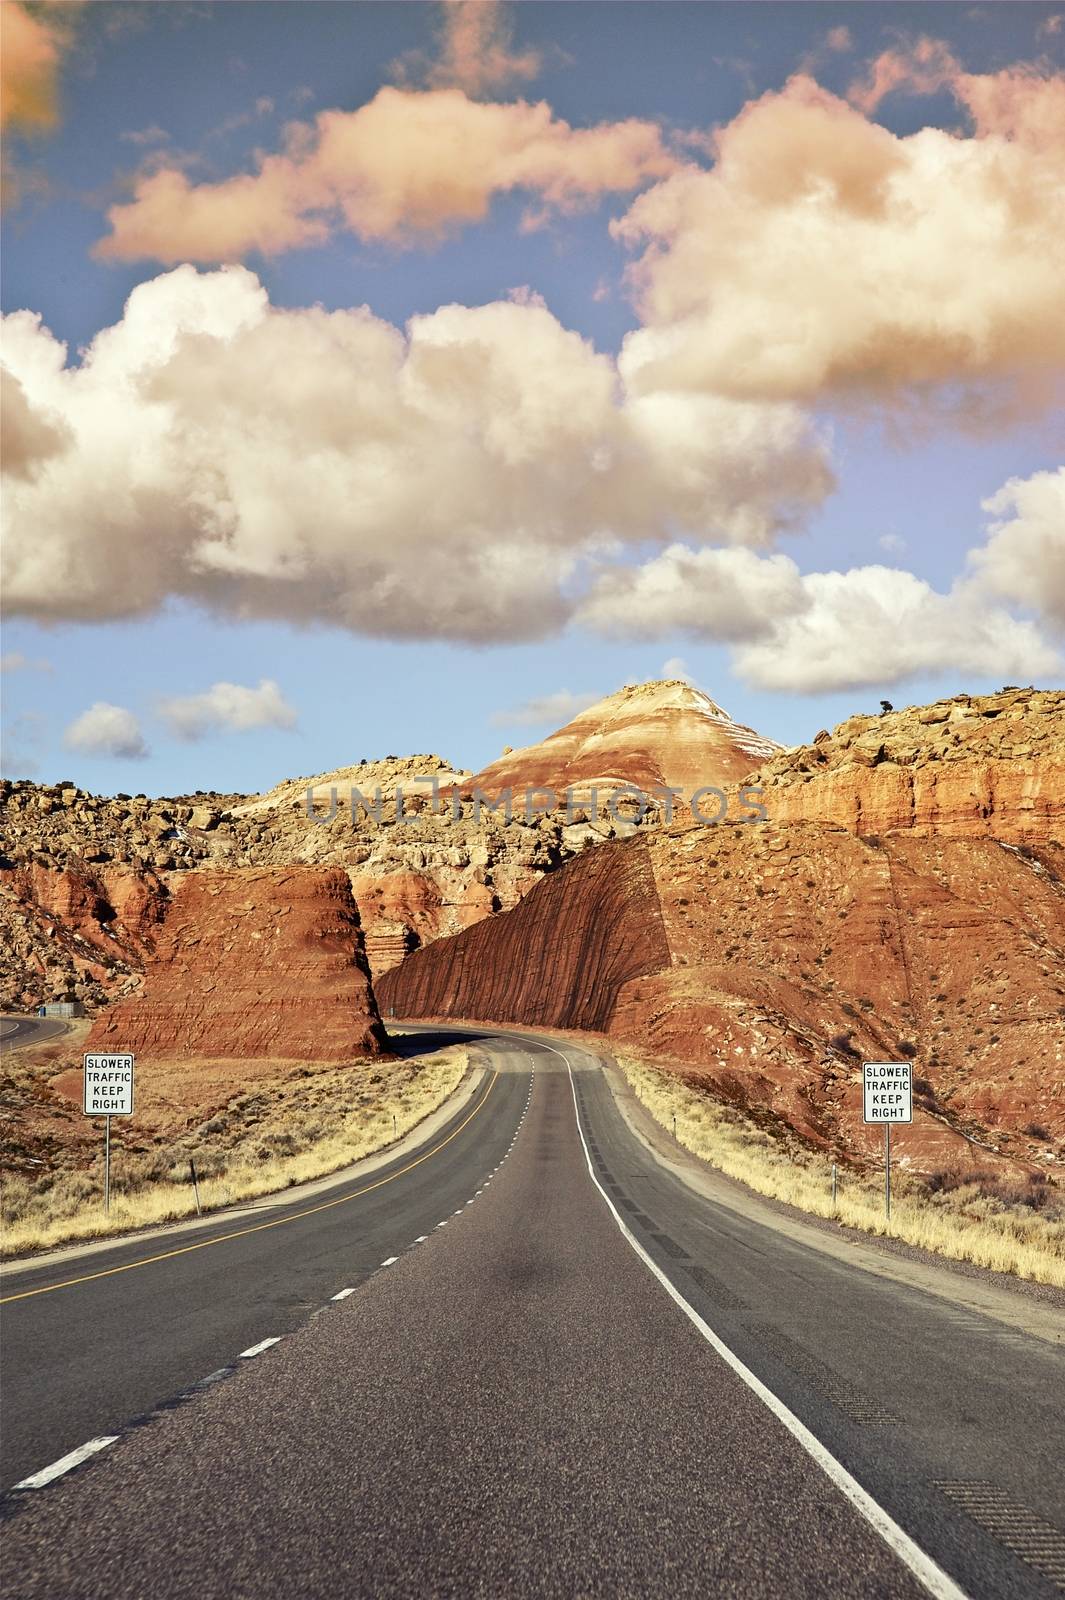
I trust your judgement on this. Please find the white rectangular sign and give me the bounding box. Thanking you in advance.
[863,1061,912,1123]
[84,1053,135,1116]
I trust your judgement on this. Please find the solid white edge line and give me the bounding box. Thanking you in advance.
[554,1046,971,1600]
[13,1436,119,1490]
[331,1287,356,1300]
[239,1336,282,1358]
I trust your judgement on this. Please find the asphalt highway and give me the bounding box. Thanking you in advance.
[1,1026,1062,1599]
[0,1032,522,1493]
[0,1015,72,1049]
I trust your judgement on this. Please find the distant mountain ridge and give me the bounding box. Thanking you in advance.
[469,680,780,801]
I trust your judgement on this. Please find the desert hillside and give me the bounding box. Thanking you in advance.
[87,866,387,1062]
[2,684,1061,1021]
[0,681,781,1007]
[379,818,1065,1174]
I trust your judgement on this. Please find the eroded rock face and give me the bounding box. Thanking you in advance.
[4,685,1060,1013]
[0,862,167,1011]
[193,755,568,980]
[748,688,1064,842]
[379,820,1065,1171]
[87,867,386,1061]
[379,837,669,1031]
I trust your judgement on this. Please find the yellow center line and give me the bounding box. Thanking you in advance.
[0,1072,498,1305]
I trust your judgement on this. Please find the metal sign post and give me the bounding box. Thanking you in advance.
[84,1053,135,1213]
[884,1125,891,1220]
[862,1061,912,1221]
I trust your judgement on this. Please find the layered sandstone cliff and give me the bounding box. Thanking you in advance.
[4,684,1061,1013]
[379,819,1065,1170]
[749,687,1064,842]
[379,836,669,1032]
[0,761,563,996]
[87,867,386,1061]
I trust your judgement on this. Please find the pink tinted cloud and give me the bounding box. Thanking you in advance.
[96,88,679,262]
[615,69,1065,408]
[849,35,1065,147]
[427,0,541,95]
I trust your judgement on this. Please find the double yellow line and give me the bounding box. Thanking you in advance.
[0,1072,497,1305]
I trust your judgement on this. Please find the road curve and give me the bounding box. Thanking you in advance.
[0,1032,526,1492]
[0,1015,72,1050]
[1,1026,1062,1600]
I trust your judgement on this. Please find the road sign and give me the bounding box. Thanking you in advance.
[863,1061,913,1222]
[84,1053,134,1214]
[862,1061,912,1124]
[84,1053,135,1116]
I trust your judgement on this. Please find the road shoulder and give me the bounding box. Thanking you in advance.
[586,1041,1064,1346]
[0,1059,487,1280]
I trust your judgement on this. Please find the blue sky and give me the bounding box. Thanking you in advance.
[2,1,1062,793]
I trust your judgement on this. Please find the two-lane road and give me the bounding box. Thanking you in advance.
[0,1032,529,1493]
[1,1026,1062,1599]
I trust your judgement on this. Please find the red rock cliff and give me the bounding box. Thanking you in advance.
[378,836,670,1033]
[88,866,387,1060]
[379,819,1065,1169]
[749,688,1064,842]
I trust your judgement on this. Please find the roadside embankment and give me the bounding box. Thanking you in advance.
[1,1045,468,1259]
[618,1052,1065,1287]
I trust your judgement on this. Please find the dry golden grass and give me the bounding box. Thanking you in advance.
[1,1046,468,1259]
[617,1053,1065,1287]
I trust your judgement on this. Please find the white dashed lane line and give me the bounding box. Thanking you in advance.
[239,1337,282,1359]
[7,1081,536,1502]
[12,1436,119,1491]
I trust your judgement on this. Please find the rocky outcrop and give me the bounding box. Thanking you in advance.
[0,762,567,992]
[379,819,1065,1170]
[0,862,167,1011]
[471,680,779,803]
[87,867,386,1061]
[748,688,1064,842]
[0,688,782,1000]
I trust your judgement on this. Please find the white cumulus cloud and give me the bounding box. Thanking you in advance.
[94,88,678,263]
[64,703,148,759]
[0,265,831,643]
[968,467,1065,629]
[578,545,808,641]
[614,70,1065,412]
[157,678,297,741]
[578,540,1062,693]
[732,565,1061,693]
